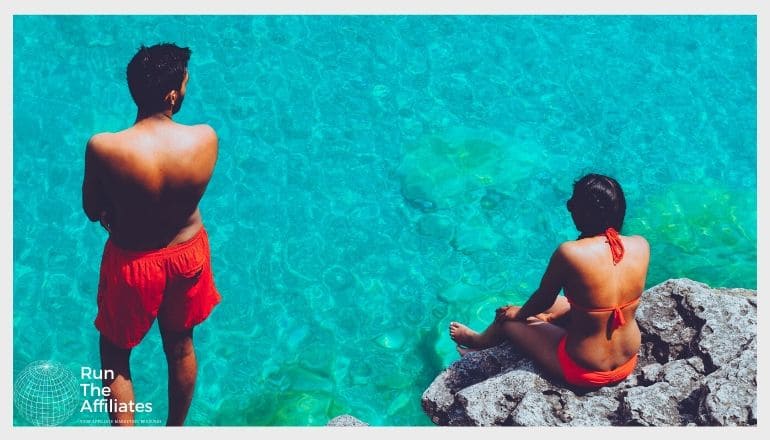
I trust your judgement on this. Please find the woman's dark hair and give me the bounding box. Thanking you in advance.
[126,43,191,113]
[567,173,626,237]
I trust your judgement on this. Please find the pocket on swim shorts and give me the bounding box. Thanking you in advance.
[167,247,206,281]
[180,262,204,279]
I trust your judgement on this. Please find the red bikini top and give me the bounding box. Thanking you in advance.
[566,227,638,330]
[604,227,624,265]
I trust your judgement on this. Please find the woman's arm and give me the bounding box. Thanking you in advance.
[514,244,569,321]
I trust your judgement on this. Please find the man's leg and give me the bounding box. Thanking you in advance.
[100,335,134,426]
[159,325,196,426]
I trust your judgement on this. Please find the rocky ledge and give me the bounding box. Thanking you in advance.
[422,278,756,426]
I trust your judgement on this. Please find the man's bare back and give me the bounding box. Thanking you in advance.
[84,43,221,426]
[83,115,218,250]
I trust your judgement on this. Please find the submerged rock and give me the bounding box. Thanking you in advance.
[422,278,756,426]
[326,414,369,426]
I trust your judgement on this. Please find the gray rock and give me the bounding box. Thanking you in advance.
[638,362,663,384]
[455,363,549,426]
[659,357,705,399]
[559,390,619,426]
[506,388,560,426]
[422,278,756,426]
[636,281,697,363]
[686,287,756,370]
[326,414,369,426]
[621,382,682,425]
[699,338,757,426]
[420,344,525,425]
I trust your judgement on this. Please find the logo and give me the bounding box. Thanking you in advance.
[79,367,153,417]
[14,360,80,426]
[15,361,157,426]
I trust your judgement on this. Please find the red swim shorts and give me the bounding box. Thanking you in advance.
[557,336,637,388]
[94,226,221,349]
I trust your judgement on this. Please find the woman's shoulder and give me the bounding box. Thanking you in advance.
[623,234,650,252]
[553,239,587,262]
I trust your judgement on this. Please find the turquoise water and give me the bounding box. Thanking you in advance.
[13,16,756,426]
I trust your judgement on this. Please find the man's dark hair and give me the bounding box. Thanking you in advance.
[567,173,626,237]
[126,43,191,113]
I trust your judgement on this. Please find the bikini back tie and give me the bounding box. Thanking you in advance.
[567,296,640,330]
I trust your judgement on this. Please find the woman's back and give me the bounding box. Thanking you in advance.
[560,233,650,371]
[449,173,651,388]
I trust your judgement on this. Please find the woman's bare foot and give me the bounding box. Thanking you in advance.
[449,321,480,348]
[456,345,479,356]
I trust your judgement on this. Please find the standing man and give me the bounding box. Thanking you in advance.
[82,43,220,426]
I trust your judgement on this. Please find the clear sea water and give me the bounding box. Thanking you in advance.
[13,15,756,426]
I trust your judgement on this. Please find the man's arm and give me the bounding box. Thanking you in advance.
[199,124,219,178]
[513,244,569,321]
[82,136,108,222]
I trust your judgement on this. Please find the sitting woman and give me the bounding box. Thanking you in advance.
[449,173,650,388]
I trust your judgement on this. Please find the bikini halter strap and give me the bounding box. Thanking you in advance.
[604,227,624,265]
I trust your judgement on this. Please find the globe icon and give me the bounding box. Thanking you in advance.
[14,360,80,426]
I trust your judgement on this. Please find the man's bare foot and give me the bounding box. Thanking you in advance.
[449,321,479,348]
[456,345,479,356]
